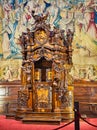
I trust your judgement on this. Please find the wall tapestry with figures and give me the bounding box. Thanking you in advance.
[0,0,97,82]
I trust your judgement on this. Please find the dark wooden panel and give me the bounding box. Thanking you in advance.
[74,80,97,117]
[8,87,19,96]
[0,82,22,114]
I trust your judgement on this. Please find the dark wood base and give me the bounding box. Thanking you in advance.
[14,108,74,124]
[22,117,61,125]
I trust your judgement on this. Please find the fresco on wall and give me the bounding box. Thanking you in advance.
[0,0,97,82]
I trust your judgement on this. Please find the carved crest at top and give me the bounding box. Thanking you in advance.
[19,12,74,68]
[34,29,48,45]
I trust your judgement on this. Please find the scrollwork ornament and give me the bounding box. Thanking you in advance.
[53,61,64,73]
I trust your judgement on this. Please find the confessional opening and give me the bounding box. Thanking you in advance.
[33,57,53,112]
[34,57,52,82]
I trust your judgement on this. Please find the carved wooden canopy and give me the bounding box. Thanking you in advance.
[19,13,73,73]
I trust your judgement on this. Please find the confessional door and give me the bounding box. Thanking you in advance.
[32,57,53,112]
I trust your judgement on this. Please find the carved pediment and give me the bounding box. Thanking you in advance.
[19,13,73,69]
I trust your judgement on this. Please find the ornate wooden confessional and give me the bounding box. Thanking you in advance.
[15,13,74,123]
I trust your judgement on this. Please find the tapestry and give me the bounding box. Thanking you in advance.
[0,0,97,81]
